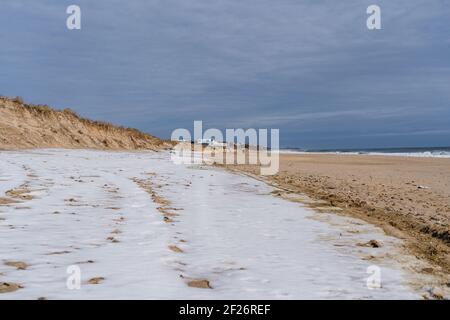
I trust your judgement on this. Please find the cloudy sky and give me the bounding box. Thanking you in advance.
[1,0,449,149]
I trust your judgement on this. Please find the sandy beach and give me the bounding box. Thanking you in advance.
[1,149,447,299]
[225,153,450,279]
[1,100,449,299]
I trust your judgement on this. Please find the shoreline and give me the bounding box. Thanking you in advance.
[279,151,450,159]
[279,147,450,158]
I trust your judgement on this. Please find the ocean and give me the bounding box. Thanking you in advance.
[280,146,450,158]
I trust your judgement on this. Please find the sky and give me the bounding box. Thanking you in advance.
[1,0,449,149]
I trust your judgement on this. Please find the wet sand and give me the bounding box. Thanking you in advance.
[225,153,450,277]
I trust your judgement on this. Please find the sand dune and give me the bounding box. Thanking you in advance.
[0,96,170,151]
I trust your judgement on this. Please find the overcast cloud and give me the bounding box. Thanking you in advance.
[1,0,449,149]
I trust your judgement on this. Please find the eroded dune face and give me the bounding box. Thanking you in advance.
[0,96,170,151]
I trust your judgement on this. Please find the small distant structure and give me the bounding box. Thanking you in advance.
[193,138,265,151]
[196,138,229,149]
[197,138,213,146]
[210,140,227,148]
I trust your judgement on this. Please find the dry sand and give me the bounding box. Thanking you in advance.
[224,152,450,275]
[0,96,171,151]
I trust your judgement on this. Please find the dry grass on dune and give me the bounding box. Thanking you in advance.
[0,96,172,151]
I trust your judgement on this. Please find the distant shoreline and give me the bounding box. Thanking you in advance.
[280,146,450,158]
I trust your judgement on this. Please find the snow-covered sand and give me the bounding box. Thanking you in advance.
[0,150,424,299]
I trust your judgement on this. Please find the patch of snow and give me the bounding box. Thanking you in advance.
[0,150,422,299]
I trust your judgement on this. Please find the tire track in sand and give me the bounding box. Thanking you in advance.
[132,174,212,289]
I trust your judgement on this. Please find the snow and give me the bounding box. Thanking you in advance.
[0,150,422,299]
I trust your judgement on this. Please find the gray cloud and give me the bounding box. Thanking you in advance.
[1,0,449,149]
